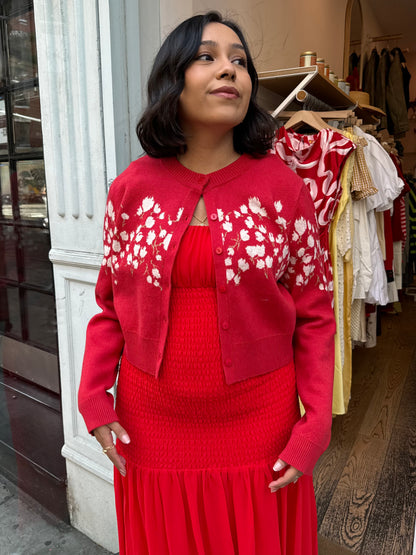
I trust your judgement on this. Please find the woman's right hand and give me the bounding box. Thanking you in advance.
[93,421,130,477]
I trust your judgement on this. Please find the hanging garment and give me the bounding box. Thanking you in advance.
[374,48,390,130]
[386,48,409,136]
[348,135,378,201]
[331,129,378,413]
[329,143,354,414]
[353,127,404,213]
[408,180,416,274]
[363,48,379,106]
[390,47,411,109]
[271,128,356,294]
[390,153,411,247]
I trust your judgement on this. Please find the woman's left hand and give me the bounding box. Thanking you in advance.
[268,459,303,492]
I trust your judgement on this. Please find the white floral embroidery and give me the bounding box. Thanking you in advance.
[147,230,156,245]
[294,217,307,236]
[238,258,249,272]
[217,197,327,291]
[145,216,155,228]
[226,268,235,281]
[102,196,184,289]
[248,197,267,216]
[219,197,286,284]
[142,197,154,212]
[107,200,115,221]
[240,229,250,241]
[163,234,172,250]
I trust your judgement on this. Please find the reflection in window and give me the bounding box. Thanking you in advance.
[1,286,21,338]
[0,99,8,155]
[0,225,18,281]
[7,9,37,84]
[21,227,53,289]
[27,291,57,351]
[16,160,47,222]
[12,88,43,153]
[0,163,11,219]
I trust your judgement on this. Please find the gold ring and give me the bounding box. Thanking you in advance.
[102,444,115,454]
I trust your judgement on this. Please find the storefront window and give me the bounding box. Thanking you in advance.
[0,99,8,154]
[16,160,47,222]
[0,162,11,218]
[7,5,37,84]
[12,87,43,153]
[0,0,65,521]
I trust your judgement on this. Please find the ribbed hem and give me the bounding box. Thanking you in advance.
[278,434,327,476]
[78,394,119,434]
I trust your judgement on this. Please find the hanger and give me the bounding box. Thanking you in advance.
[284,110,334,131]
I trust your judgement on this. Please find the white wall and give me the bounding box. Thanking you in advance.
[160,0,349,77]
[34,0,160,551]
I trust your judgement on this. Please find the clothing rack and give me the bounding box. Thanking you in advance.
[369,33,403,43]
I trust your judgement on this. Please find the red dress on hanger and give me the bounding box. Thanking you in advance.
[271,127,355,294]
[114,224,318,555]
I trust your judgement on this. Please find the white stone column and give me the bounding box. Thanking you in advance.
[33,0,160,551]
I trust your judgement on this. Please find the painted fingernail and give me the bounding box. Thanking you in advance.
[273,461,283,471]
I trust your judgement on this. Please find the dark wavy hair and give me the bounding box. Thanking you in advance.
[137,11,276,158]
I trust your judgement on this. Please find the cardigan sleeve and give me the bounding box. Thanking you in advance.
[278,184,336,475]
[78,184,125,433]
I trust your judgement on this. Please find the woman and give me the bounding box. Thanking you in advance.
[78,11,335,555]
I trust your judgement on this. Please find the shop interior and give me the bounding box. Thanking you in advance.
[252,0,416,552]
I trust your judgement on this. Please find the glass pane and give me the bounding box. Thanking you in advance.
[0,163,12,220]
[21,227,53,289]
[12,87,43,153]
[0,99,8,155]
[16,160,47,222]
[0,285,21,337]
[26,291,57,351]
[7,8,37,85]
[0,225,18,281]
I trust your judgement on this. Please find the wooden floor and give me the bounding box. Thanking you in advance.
[314,294,416,555]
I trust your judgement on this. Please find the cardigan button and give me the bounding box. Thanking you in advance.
[215,246,223,255]
[224,358,232,367]
[219,284,226,293]
[210,213,218,221]
[222,321,229,330]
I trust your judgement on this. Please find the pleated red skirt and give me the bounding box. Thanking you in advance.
[114,226,318,554]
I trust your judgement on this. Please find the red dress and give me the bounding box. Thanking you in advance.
[114,225,318,554]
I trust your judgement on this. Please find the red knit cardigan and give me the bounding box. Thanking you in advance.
[78,153,336,475]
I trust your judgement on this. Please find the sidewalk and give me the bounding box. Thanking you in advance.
[0,474,116,555]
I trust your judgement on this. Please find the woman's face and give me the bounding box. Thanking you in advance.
[179,22,252,136]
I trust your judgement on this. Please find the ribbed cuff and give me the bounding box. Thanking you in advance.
[278,434,326,476]
[78,394,119,434]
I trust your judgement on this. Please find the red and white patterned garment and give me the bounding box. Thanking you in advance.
[271,128,355,293]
